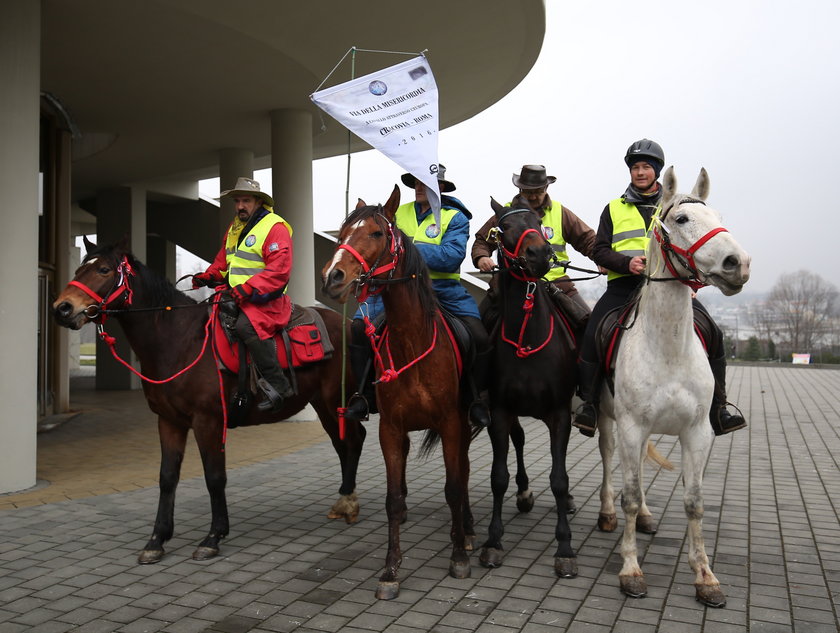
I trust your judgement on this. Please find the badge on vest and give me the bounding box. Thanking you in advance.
[268,242,279,252]
[245,235,257,247]
[542,226,554,240]
[425,224,441,238]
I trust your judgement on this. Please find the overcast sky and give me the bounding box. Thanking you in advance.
[200,0,839,295]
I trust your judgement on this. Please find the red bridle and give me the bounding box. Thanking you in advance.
[337,212,403,302]
[68,256,135,322]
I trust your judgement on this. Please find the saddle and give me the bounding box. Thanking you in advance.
[213,303,334,374]
[595,296,714,390]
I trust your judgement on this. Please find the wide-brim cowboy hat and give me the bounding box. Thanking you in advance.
[217,176,274,207]
[512,164,556,189]
[401,164,456,193]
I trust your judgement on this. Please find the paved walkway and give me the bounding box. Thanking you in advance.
[1,365,839,632]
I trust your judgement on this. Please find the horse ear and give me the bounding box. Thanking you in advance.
[690,167,710,201]
[382,185,400,220]
[82,235,96,253]
[490,197,504,215]
[114,233,131,253]
[355,198,366,210]
[661,166,677,207]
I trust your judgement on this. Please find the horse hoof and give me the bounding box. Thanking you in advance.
[192,546,220,561]
[328,495,360,524]
[696,584,726,608]
[449,558,471,579]
[375,581,400,600]
[479,547,504,568]
[327,509,360,524]
[554,557,578,578]
[619,575,647,599]
[636,515,658,534]
[516,490,535,513]
[137,549,164,565]
[598,512,618,532]
[566,497,577,514]
[464,534,476,552]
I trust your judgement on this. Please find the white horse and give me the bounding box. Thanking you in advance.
[596,167,750,607]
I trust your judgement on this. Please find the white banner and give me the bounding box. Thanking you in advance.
[311,55,441,223]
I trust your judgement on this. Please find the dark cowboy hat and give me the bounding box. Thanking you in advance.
[512,164,557,189]
[401,164,456,192]
[217,176,274,207]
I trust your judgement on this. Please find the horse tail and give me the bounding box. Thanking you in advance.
[418,429,441,459]
[645,440,675,471]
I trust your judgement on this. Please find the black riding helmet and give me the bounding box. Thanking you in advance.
[624,139,665,169]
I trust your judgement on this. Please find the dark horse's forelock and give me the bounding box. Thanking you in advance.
[342,204,438,320]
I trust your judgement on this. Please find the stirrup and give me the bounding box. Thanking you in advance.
[713,403,747,436]
[344,393,370,422]
[256,378,285,413]
[573,402,598,437]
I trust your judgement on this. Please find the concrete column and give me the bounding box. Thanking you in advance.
[146,235,176,281]
[95,186,147,390]
[53,128,72,413]
[0,0,39,494]
[218,148,253,241]
[271,109,315,306]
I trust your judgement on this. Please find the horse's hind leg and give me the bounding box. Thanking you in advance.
[139,418,187,564]
[547,410,578,578]
[376,427,408,600]
[681,429,726,607]
[510,419,534,513]
[480,410,513,568]
[191,417,229,561]
[442,417,470,581]
[597,414,618,532]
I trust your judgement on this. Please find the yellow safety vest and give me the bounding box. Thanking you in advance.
[606,198,653,281]
[395,202,461,280]
[225,211,293,287]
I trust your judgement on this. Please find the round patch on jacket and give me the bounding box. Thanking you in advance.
[425,224,441,238]
[245,235,257,247]
[542,226,554,240]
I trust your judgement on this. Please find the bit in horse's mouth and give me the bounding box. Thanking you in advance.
[706,274,744,296]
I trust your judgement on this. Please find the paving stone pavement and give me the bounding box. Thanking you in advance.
[1,364,839,632]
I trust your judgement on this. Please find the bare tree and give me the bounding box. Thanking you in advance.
[766,270,839,353]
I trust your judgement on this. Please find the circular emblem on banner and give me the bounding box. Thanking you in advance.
[245,235,257,247]
[429,164,439,174]
[542,226,554,240]
[425,224,441,239]
[369,80,388,96]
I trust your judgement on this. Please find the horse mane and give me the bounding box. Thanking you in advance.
[83,243,197,308]
[342,204,438,320]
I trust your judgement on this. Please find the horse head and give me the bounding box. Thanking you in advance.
[53,236,136,329]
[322,185,403,303]
[653,167,751,296]
[490,196,553,279]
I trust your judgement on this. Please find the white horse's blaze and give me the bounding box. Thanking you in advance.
[597,168,749,607]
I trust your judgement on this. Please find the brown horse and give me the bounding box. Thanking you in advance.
[52,237,365,564]
[478,199,579,578]
[321,187,476,600]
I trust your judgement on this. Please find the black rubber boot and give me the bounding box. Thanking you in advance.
[573,359,601,437]
[709,355,747,436]
[345,320,377,421]
[246,337,293,413]
[468,347,492,428]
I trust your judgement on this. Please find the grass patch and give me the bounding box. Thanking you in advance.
[80,343,95,355]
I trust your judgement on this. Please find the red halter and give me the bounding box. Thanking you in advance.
[68,256,135,322]
[337,213,403,302]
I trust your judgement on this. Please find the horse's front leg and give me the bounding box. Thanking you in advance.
[597,413,618,532]
[376,426,408,600]
[441,415,470,580]
[510,418,534,512]
[139,417,187,564]
[191,416,229,561]
[617,426,647,598]
[480,408,513,568]
[315,400,366,524]
[547,407,578,578]
[681,427,726,607]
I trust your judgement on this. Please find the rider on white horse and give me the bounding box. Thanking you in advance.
[574,139,747,437]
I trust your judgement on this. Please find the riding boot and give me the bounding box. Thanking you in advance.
[345,320,377,421]
[709,355,747,436]
[573,359,601,437]
[246,336,294,413]
[468,347,492,428]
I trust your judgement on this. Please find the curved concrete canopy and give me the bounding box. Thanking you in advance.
[42,0,545,201]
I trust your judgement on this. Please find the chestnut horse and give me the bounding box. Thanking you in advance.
[321,187,476,600]
[53,238,365,564]
[478,199,579,578]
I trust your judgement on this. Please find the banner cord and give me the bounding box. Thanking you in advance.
[312,46,426,93]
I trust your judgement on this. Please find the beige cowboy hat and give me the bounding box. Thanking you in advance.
[217,176,274,207]
[401,163,456,193]
[512,164,556,189]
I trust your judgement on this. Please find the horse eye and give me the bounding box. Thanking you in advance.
[675,214,689,225]
[370,231,384,239]
[98,266,111,274]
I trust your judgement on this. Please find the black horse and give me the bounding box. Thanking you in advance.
[479,199,579,578]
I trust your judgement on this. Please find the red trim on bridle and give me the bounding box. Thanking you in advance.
[653,222,729,292]
[500,280,556,358]
[69,256,136,322]
[337,213,403,302]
